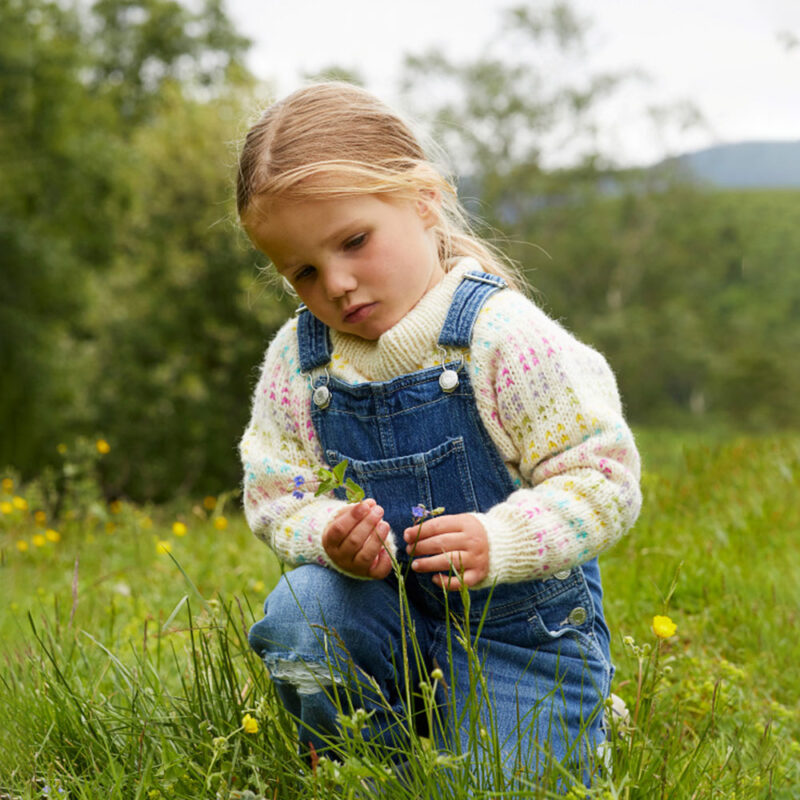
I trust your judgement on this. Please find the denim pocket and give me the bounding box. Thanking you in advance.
[523,571,611,695]
[525,570,601,648]
[326,436,480,528]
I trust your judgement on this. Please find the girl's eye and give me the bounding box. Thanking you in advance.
[294,266,315,281]
[344,233,367,250]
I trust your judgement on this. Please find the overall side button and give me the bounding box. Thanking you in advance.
[567,607,587,626]
[313,385,331,409]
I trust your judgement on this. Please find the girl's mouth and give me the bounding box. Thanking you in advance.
[343,303,377,324]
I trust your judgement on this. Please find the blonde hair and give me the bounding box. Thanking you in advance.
[236,81,524,291]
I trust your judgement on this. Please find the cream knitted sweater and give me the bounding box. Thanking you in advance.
[240,258,641,587]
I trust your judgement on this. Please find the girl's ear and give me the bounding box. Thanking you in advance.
[416,189,441,229]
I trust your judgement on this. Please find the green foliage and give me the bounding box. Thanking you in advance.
[81,87,294,500]
[0,0,289,499]
[313,460,365,503]
[88,0,250,121]
[399,7,800,433]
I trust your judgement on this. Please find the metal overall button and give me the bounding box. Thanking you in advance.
[553,569,571,581]
[313,385,331,409]
[312,368,332,409]
[437,345,462,393]
[567,606,588,626]
[439,369,459,392]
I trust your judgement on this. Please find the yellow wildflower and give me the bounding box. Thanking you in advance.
[1,501,12,515]
[96,439,111,454]
[46,529,61,542]
[1,477,13,492]
[214,516,228,531]
[140,516,153,529]
[652,615,677,639]
[203,496,217,511]
[110,500,122,514]
[105,521,116,534]
[57,443,67,454]
[16,540,29,552]
[32,534,46,547]
[12,496,28,511]
[242,713,259,734]
[172,521,187,536]
[156,540,172,554]
[34,510,47,524]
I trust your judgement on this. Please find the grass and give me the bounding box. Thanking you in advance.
[0,431,799,798]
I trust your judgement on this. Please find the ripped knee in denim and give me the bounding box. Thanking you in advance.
[264,654,345,696]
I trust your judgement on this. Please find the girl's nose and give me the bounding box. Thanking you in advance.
[322,263,358,300]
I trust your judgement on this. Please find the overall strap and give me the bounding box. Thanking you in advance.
[296,304,332,372]
[438,270,507,348]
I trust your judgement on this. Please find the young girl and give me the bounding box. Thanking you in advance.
[237,82,641,786]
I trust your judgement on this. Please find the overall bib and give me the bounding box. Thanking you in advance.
[249,271,612,780]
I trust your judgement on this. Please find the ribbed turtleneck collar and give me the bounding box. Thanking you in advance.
[329,258,479,382]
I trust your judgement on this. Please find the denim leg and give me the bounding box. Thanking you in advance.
[427,575,612,788]
[249,565,430,758]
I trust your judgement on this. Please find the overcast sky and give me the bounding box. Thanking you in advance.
[224,0,800,167]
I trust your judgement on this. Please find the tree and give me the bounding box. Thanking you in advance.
[85,88,295,499]
[398,2,800,430]
[1,0,289,496]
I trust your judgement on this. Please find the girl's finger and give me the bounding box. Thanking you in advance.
[411,551,467,574]
[354,520,390,569]
[369,547,393,579]
[349,503,384,540]
[406,532,467,556]
[432,573,474,591]
[403,516,449,542]
[325,500,374,547]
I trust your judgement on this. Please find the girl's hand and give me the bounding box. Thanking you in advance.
[403,513,489,590]
[323,499,393,579]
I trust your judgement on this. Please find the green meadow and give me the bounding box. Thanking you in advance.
[1,431,798,799]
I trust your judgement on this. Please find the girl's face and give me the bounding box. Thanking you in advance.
[243,193,444,340]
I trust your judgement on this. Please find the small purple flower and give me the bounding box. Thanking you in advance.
[293,475,305,487]
[411,504,427,520]
[292,489,305,500]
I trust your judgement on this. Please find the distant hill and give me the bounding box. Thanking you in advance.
[662,141,800,189]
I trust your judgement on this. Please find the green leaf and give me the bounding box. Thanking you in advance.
[314,480,337,497]
[344,478,365,503]
[332,459,348,485]
[316,467,334,483]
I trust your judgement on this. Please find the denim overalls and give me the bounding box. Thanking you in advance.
[249,270,612,780]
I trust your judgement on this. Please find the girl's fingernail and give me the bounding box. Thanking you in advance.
[378,521,389,535]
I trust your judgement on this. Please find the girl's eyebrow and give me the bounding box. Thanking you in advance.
[321,219,366,247]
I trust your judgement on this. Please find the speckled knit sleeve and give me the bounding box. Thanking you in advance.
[469,290,642,587]
[239,319,397,574]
